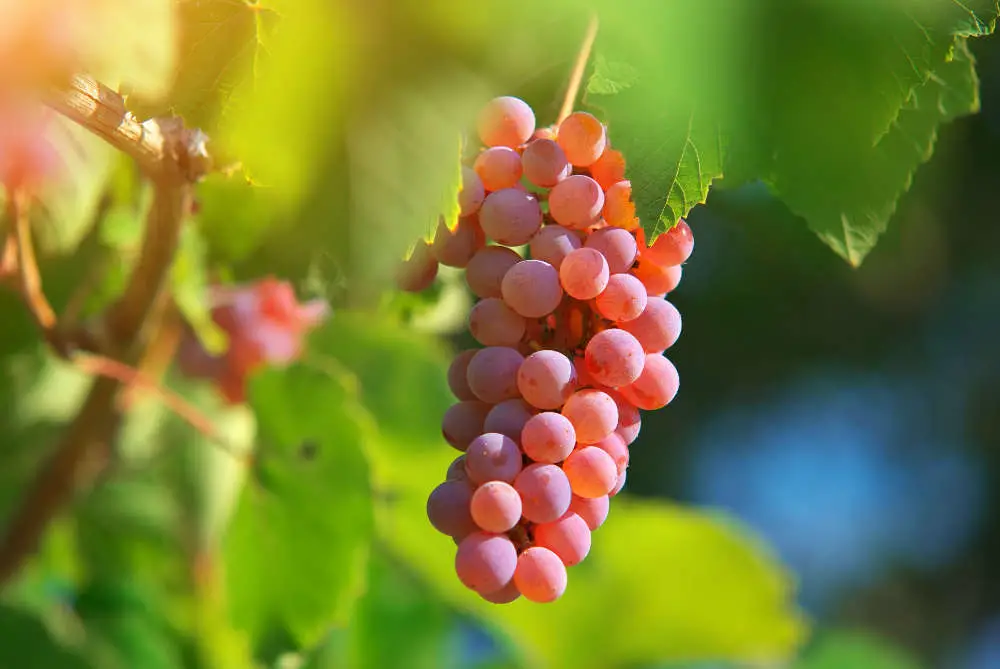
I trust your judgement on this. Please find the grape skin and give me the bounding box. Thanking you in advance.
[595,273,647,323]
[446,455,468,481]
[562,389,618,444]
[620,298,682,353]
[500,259,563,318]
[548,175,605,230]
[479,188,543,246]
[569,494,610,530]
[517,349,578,410]
[474,146,523,191]
[433,215,485,268]
[447,349,478,401]
[470,481,522,533]
[632,260,682,295]
[556,112,606,167]
[466,245,521,299]
[466,347,524,404]
[645,219,694,266]
[465,432,524,484]
[521,412,576,463]
[608,391,641,445]
[563,446,618,498]
[602,181,636,229]
[585,227,637,274]
[484,398,535,442]
[529,224,581,270]
[397,242,438,293]
[619,354,680,411]
[514,547,567,603]
[589,147,626,190]
[442,400,491,451]
[469,297,526,347]
[592,432,629,476]
[458,166,486,216]
[427,479,477,539]
[560,248,609,300]
[584,328,645,388]
[477,96,536,148]
[522,138,571,188]
[456,532,519,595]
[514,463,572,524]
[481,579,521,604]
[534,512,591,566]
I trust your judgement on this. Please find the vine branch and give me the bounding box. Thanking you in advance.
[557,14,600,126]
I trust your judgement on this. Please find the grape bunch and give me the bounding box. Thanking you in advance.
[406,96,693,604]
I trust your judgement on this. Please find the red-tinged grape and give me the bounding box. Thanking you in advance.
[560,248,609,300]
[517,350,578,410]
[571,355,605,391]
[522,138,571,188]
[534,512,591,566]
[514,463,572,523]
[466,347,524,404]
[548,175,604,230]
[514,547,567,603]
[397,242,438,293]
[458,166,485,216]
[610,468,627,496]
[466,245,521,299]
[619,298,682,353]
[532,126,558,142]
[470,481,522,533]
[529,224,581,270]
[595,273,647,323]
[556,112,606,167]
[479,188,543,246]
[448,349,478,401]
[442,401,492,451]
[644,219,694,266]
[427,479,477,538]
[563,446,618,498]
[465,432,523,484]
[584,328,645,388]
[585,227,637,274]
[447,455,469,481]
[433,216,485,268]
[474,146,523,191]
[608,391,641,445]
[592,432,629,476]
[481,579,521,603]
[589,147,626,190]
[633,260,682,295]
[456,532,518,595]
[619,354,680,410]
[477,96,535,148]
[569,494,609,530]
[562,389,618,443]
[469,297,526,347]
[521,412,576,463]
[500,259,563,318]
[484,398,535,442]
[603,181,637,230]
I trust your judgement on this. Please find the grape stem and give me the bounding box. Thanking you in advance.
[556,14,600,126]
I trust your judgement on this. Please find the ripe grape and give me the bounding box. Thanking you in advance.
[609,391,641,445]
[619,354,680,411]
[514,463,571,524]
[589,147,626,190]
[397,242,438,293]
[500,259,563,318]
[470,481,522,533]
[477,96,536,148]
[611,469,627,496]
[521,138,570,188]
[448,349,478,401]
[433,216,485,268]
[484,398,535,442]
[521,412,576,463]
[619,298,682,353]
[562,389,618,444]
[456,532,518,595]
[447,455,469,481]
[514,547,567,603]
[632,260,682,295]
[603,181,637,230]
[465,432,523,484]
[563,446,618,498]
[442,401,491,451]
[534,512,591,566]
[644,219,694,266]
[569,494,609,530]
[466,245,521,299]
[479,188,543,246]
[584,328,645,388]
[481,579,521,604]
[427,479,477,538]
[560,248,609,300]
[517,350,578,410]
[595,273,647,323]
[585,227,637,275]
[466,347,524,404]
[458,166,486,216]
[557,112,606,166]
[474,146,523,191]
[469,297,526,347]
[592,432,629,476]
[529,224,581,270]
[548,175,604,229]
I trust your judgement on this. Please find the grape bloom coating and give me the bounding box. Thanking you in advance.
[401,97,692,604]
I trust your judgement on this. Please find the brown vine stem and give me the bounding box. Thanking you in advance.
[556,14,600,126]
[8,191,64,354]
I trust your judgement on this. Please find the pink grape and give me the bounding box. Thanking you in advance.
[584,328,645,388]
[608,391,641,445]
[560,248,609,300]
[397,242,438,293]
[620,298,682,353]
[465,432,523,484]
[470,481,522,533]
[447,349,478,401]
[592,432,629,476]
[514,547,567,603]
[514,463,571,523]
[469,297,526,347]
[447,455,469,481]
[529,224,581,270]
[548,175,604,229]
[522,138,570,187]
[466,347,524,404]
[484,398,535,442]
[563,446,618,498]
[644,219,694,266]
[458,166,485,216]
[619,354,680,410]
[569,494,610,530]
[585,227,637,274]
[517,350,578,410]
[477,96,535,148]
[456,532,518,595]
[633,260,682,295]
[534,512,591,566]
[556,112,606,166]
[561,389,618,444]
[474,146,523,191]
[481,579,521,604]
[432,215,485,268]
[442,401,491,451]
[595,274,647,322]
[466,245,521,299]
[610,469,627,496]
[479,188,542,246]
[521,412,576,463]
[500,259,563,318]
[427,479,477,538]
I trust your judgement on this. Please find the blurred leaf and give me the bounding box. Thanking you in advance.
[0,605,93,669]
[195,172,278,263]
[171,225,227,354]
[795,630,922,669]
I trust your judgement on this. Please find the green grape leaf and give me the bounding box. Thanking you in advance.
[0,605,94,669]
[195,172,279,262]
[224,364,373,648]
[795,630,922,669]
[171,225,228,354]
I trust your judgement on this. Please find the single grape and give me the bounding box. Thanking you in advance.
[477,96,536,148]
[569,494,610,530]
[396,242,438,293]
[484,398,535,442]
[534,512,591,566]
[456,532,519,595]
[470,481,522,533]
[432,215,485,268]
[500,259,563,318]
[556,112,606,166]
[585,227,637,274]
[465,432,523,484]
[479,188,543,246]
[560,248,609,300]
[608,390,641,445]
[517,350,578,410]
[427,479,477,538]
[529,224,581,270]
[548,175,604,230]
[447,454,469,481]
[563,446,618,498]
[532,126,558,141]
[521,138,571,188]
[602,181,637,230]
[481,579,521,604]
[595,273,647,323]
[610,468,627,496]
[619,354,680,410]
[589,147,626,190]
[466,245,521,299]
[632,260,682,295]
[469,297,526,347]
[448,349,478,401]
[584,328,645,388]
[514,463,572,523]
[562,389,620,443]
[592,432,629,476]
[474,146,523,191]
[514,547,567,603]
[644,219,694,266]
[619,298,682,353]
[458,166,486,216]
[442,400,492,451]
[466,346,524,404]
[521,412,576,463]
